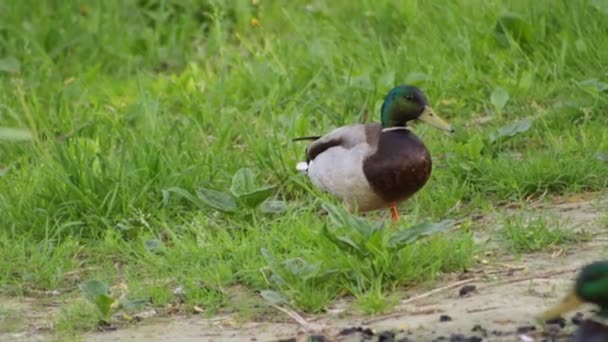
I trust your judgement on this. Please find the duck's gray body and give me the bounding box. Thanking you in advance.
[297,123,432,212]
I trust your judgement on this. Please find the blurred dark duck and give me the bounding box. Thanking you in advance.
[542,260,608,342]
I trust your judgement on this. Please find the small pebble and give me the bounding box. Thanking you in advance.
[572,312,585,325]
[338,327,361,336]
[516,325,536,334]
[545,317,566,329]
[396,338,413,342]
[97,320,117,331]
[471,324,488,337]
[449,334,482,342]
[377,330,396,342]
[440,314,453,322]
[518,335,534,342]
[362,328,375,338]
[459,285,477,296]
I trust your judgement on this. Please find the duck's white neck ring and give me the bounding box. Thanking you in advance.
[381,126,411,133]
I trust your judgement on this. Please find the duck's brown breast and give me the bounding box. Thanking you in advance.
[362,129,432,204]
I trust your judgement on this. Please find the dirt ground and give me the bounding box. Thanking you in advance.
[2,192,607,342]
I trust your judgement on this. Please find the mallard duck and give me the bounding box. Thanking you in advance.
[294,85,454,220]
[542,260,608,341]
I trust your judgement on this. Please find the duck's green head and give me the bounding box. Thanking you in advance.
[542,261,608,320]
[380,85,454,132]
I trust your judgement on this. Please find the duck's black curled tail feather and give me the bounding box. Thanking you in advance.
[292,136,321,142]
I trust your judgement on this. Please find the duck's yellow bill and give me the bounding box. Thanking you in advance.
[418,106,454,133]
[540,291,584,321]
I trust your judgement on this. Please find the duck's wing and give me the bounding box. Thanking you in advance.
[294,123,382,170]
[292,135,322,142]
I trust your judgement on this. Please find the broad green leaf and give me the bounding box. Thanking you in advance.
[334,236,368,257]
[282,258,319,279]
[309,39,327,59]
[269,274,287,287]
[0,127,33,142]
[323,202,349,226]
[371,221,386,234]
[378,70,395,87]
[351,73,373,90]
[388,219,455,251]
[322,203,372,237]
[95,293,115,319]
[79,280,110,301]
[119,298,148,313]
[490,87,509,113]
[236,186,276,208]
[312,269,341,284]
[230,168,257,196]
[260,200,288,214]
[229,168,276,208]
[260,248,277,264]
[418,219,455,235]
[580,78,608,93]
[144,239,163,253]
[388,229,422,248]
[404,72,429,84]
[518,71,533,92]
[591,0,608,15]
[365,228,386,252]
[489,118,532,142]
[161,189,170,207]
[0,57,20,73]
[322,225,366,258]
[493,13,532,47]
[161,187,204,209]
[196,188,237,212]
[80,280,115,319]
[260,290,288,305]
[335,235,362,253]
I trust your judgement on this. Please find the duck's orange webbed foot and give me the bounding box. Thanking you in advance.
[390,204,399,221]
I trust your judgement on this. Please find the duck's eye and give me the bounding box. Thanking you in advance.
[405,94,415,101]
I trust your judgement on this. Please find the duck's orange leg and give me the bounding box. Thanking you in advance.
[390,204,399,221]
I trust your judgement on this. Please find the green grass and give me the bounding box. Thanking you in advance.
[0,303,20,334]
[1,0,608,333]
[55,300,99,341]
[500,215,585,254]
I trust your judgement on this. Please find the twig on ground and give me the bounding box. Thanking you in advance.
[466,306,499,313]
[493,262,525,270]
[64,266,102,277]
[401,278,478,305]
[479,268,577,289]
[271,304,323,333]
